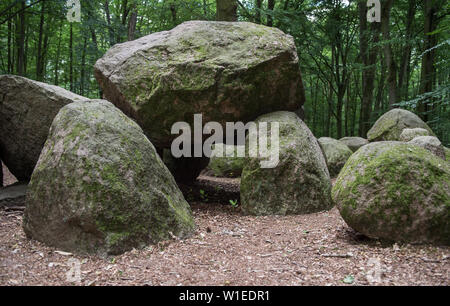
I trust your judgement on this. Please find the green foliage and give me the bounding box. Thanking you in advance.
[396,39,450,146]
[229,199,238,208]
[199,189,208,202]
[0,0,448,142]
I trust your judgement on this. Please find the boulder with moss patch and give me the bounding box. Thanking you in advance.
[94,21,305,148]
[240,111,332,215]
[408,136,445,159]
[0,75,89,181]
[23,100,196,256]
[332,142,450,245]
[399,128,430,142]
[207,144,245,178]
[367,109,435,142]
[318,137,353,177]
[339,137,368,152]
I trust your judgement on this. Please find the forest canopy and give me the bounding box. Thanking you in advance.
[0,0,448,144]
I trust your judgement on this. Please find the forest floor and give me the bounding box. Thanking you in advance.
[0,162,449,286]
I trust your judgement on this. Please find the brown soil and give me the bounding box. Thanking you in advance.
[0,164,448,286]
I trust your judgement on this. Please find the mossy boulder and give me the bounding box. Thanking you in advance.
[94,21,305,148]
[339,137,369,152]
[318,137,353,178]
[23,100,196,256]
[367,109,435,142]
[399,128,430,142]
[240,111,332,215]
[0,75,88,181]
[207,144,245,178]
[332,142,450,245]
[408,136,445,160]
[445,147,450,162]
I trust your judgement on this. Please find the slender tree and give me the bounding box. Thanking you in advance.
[216,0,237,21]
[380,0,397,108]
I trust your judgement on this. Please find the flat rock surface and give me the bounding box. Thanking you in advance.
[2,162,18,187]
[0,183,27,208]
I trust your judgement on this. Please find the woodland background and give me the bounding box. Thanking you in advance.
[0,0,448,145]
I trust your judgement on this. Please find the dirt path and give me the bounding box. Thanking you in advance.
[1,163,448,286]
[1,201,448,286]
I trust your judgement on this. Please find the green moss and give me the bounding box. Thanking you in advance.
[333,142,450,244]
[24,100,196,256]
[367,109,436,141]
[240,111,332,216]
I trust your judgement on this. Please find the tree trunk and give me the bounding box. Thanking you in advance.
[267,0,275,27]
[24,21,29,74]
[128,2,138,41]
[104,1,115,46]
[398,0,416,102]
[118,0,129,43]
[36,1,45,81]
[359,1,380,137]
[7,17,12,73]
[69,23,74,92]
[121,0,130,25]
[216,0,237,21]
[325,81,333,137]
[375,56,386,113]
[380,0,397,108]
[417,0,441,121]
[255,0,262,23]
[54,21,62,86]
[80,37,87,96]
[16,1,26,76]
[168,0,177,26]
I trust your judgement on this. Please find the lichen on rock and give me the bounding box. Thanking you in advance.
[339,137,369,152]
[207,144,245,178]
[94,21,306,148]
[332,141,450,245]
[0,75,89,181]
[408,136,445,160]
[318,137,353,178]
[367,109,435,142]
[23,100,196,256]
[399,128,430,142]
[240,111,332,216]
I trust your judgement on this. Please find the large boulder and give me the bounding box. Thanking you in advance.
[399,128,430,142]
[408,136,445,159]
[23,100,196,256]
[94,21,305,148]
[339,137,369,152]
[240,112,332,215]
[332,142,449,245]
[367,109,434,142]
[318,137,353,178]
[207,144,245,177]
[0,75,88,181]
